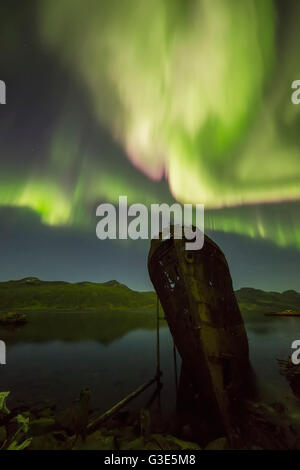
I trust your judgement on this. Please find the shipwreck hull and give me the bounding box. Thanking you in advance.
[148,231,251,440]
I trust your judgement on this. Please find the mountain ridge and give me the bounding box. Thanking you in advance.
[0,278,156,311]
[1,279,299,314]
[235,287,300,316]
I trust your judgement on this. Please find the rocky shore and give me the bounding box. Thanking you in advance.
[1,390,300,451]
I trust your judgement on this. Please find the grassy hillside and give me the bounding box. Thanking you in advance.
[0,277,156,311]
[236,287,300,319]
[1,278,299,317]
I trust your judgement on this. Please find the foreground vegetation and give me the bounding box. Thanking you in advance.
[1,389,300,450]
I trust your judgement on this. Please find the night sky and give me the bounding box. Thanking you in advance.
[1,0,300,292]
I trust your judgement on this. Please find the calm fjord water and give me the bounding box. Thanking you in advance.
[0,312,300,420]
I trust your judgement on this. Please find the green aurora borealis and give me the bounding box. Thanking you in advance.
[1,0,300,289]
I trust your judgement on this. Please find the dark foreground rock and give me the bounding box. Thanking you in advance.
[1,390,300,450]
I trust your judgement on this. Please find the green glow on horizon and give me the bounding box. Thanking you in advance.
[0,180,72,225]
[206,204,300,250]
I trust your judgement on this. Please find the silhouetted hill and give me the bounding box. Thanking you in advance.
[236,287,300,318]
[1,279,299,316]
[0,278,156,311]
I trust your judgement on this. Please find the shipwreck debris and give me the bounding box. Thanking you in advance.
[148,227,253,444]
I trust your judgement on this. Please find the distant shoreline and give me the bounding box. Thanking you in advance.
[265,313,300,317]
